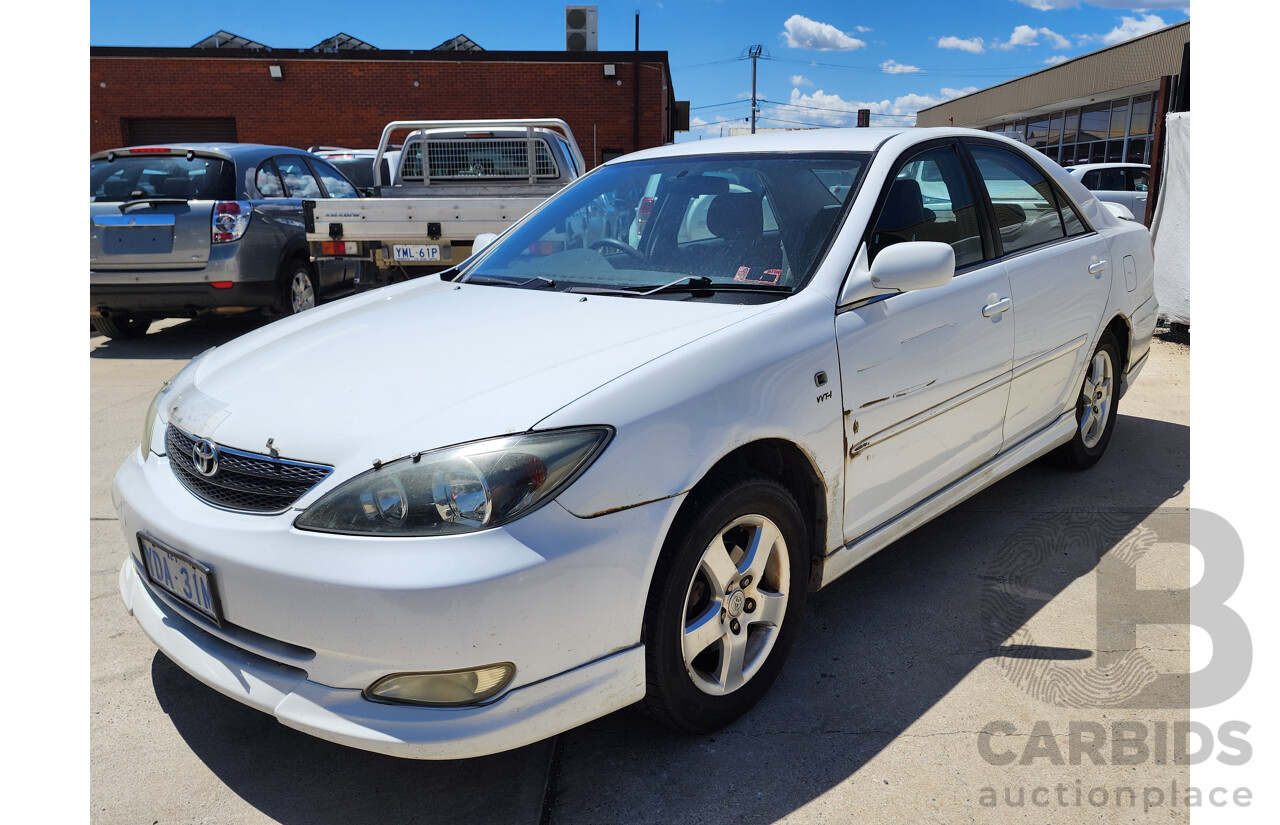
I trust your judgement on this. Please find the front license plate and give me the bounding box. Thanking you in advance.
[392,243,443,262]
[138,535,222,626]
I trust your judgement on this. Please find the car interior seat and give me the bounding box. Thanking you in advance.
[705,191,783,276]
[161,176,196,200]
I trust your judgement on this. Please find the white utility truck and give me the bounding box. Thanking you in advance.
[304,119,587,282]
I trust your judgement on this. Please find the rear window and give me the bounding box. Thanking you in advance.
[89,155,236,202]
[399,137,559,181]
[325,157,376,190]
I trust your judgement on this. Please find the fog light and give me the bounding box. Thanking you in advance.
[365,663,515,706]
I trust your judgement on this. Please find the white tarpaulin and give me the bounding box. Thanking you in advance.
[1150,112,1190,324]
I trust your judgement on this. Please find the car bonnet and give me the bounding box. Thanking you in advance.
[165,278,771,477]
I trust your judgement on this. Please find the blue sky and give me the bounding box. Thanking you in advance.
[89,0,1190,140]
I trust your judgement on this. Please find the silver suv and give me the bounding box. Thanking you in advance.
[90,143,364,339]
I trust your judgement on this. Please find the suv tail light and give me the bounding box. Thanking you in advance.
[212,201,251,244]
[637,196,655,236]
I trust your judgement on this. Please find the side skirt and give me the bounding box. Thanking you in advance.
[819,411,1078,588]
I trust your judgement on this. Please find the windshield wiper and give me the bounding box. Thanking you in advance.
[460,273,556,289]
[569,276,793,297]
[566,276,712,297]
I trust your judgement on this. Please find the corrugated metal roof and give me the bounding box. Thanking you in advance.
[918,20,1189,127]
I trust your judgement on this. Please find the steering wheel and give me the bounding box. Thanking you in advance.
[589,238,646,262]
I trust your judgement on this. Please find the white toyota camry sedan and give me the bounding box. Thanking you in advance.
[114,127,1157,759]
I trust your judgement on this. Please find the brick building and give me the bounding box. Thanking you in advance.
[89,38,678,169]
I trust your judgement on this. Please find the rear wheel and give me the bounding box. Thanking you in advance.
[278,260,318,316]
[1052,332,1120,469]
[92,312,153,339]
[642,472,809,733]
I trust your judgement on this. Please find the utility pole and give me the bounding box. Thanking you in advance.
[746,45,764,134]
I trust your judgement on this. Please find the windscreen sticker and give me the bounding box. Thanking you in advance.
[734,267,782,285]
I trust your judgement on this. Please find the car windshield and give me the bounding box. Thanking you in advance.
[461,152,869,298]
[89,155,236,202]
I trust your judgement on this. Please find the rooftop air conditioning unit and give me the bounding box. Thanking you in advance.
[565,6,598,51]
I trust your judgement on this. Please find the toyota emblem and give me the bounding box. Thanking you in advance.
[192,438,219,477]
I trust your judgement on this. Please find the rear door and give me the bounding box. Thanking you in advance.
[90,152,234,271]
[964,141,1112,445]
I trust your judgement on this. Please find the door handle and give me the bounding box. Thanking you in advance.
[982,297,1012,317]
[1088,261,1108,276]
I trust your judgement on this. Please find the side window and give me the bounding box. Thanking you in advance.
[968,145,1066,256]
[1128,167,1150,192]
[1097,168,1125,192]
[255,160,284,198]
[274,156,323,199]
[310,160,359,199]
[869,145,983,268]
[1054,189,1088,236]
[1080,170,1101,190]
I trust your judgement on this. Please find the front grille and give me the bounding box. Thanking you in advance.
[166,426,333,513]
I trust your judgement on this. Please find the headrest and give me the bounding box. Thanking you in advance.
[705,192,763,241]
[877,178,928,232]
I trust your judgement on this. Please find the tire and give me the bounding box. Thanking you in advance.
[642,472,809,733]
[92,312,153,340]
[1052,332,1120,469]
[278,260,318,316]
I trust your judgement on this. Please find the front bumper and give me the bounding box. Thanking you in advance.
[113,447,679,758]
[120,559,645,758]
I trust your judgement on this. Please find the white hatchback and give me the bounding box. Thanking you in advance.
[115,127,1158,759]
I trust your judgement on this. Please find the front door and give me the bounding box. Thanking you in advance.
[835,142,1014,542]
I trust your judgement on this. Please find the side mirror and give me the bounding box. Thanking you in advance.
[839,241,955,307]
[868,241,955,292]
[472,232,500,255]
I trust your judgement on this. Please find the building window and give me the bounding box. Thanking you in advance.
[1109,99,1130,139]
[1063,109,1080,145]
[1079,103,1110,142]
[1129,94,1153,136]
[1126,137,1148,164]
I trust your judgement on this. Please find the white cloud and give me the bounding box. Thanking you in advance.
[880,60,922,74]
[1100,14,1169,45]
[996,25,1071,50]
[780,14,867,51]
[1044,55,1069,65]
[790,74,814,87]
[938,35,985,54]
[771,86,977,128]
[1014,0,1186,8]
[854,25,872,33]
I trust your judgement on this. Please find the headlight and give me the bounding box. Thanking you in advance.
[141,348,215,458]
[294,427,613,536]
[141,383,168,457]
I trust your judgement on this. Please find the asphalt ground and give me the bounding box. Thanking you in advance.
[90,314,1190,824]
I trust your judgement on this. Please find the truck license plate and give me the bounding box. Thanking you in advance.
[139,534,222,625]
[392,244,443,262]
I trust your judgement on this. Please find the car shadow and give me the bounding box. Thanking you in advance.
[549,412,1190,823]
[147,413,1188,825]
[150,653,556,824]
[90,314,272,359]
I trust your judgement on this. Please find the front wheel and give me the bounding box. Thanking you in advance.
[642,473,809,733]
[1052,332,1120,469]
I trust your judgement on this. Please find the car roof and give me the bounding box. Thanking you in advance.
[89,143,322,163]
[605,127,1034,165]
[1063,162,1149,171]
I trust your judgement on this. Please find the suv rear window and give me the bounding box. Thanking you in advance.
[90,155,236,202]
